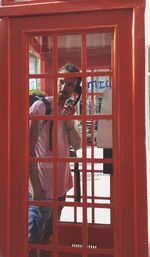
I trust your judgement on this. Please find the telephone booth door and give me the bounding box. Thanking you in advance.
[0,5,148,257]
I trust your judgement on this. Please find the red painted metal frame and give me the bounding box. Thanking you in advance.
[0,18,10,257]
[0,0,145,17]
[0,1,148,257]
[132,5,148,257]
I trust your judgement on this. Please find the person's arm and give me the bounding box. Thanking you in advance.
[66,120,82,150]
[63,102,82,150]
[29,120,46,200]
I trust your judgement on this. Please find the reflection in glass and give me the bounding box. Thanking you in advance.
[29,35,53,74]
[87,32,112,70]
[27,30,113,253]
[77,207,83,223]
[94,147,103,159]
[86,76,111,115]
[87,208,92,223]
[94,174,110,198]
[96,118,112,149]
[62,206,83,223]
[87,76,111,94]
[87,172,92,197]
[100,87,112,115]
[58,34,82,70]
[77,120,99,147]
[29,53,40,74]
[94,208,111,224]
[86,167,111,198]
[93,161,103,171]
[86,95,102,115]
[28,162,54,201]
[29,78,54,101]
[29,119,54,158]
[85,120,98,145]
[60,206,75,222]
[57,161,82,204]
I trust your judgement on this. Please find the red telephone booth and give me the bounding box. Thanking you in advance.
[0,1,148,257]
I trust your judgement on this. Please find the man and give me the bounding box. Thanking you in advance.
[28,63,82,247]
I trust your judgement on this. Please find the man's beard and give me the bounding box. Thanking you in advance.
[58,91,69,105]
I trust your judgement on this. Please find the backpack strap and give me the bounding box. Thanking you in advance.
[41,97,52,115]
[41,98,53,151]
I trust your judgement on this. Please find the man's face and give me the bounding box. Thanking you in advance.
[58,71,78,103]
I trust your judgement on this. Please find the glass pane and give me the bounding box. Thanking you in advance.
[27,29,114,254]
[67,162,82,203]
[29,77,54,118]
[85,120,98,146]
[94,147,103,159]
[60,206,75,222]
[58,34,82,70]
[86,95,102,115]
[100,88,112,115]
[29,35,53,74]
[29,118,55,157]
[94,174,110,198]
[29,78,54,95]
[87,208,92,223]
[57,77,82,114]
[29,118,82,158]
[96,119,112,149]
[86,76,111,115]
[28,162,54,198]
[60,205,85,224]
[87,32,112,71]
[85,164,111,201]
[87,75,111,94]
[94,208,111,224]
[28,158,54,251]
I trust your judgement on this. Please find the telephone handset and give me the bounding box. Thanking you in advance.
[65,83,82,107]
[74,83,82,106]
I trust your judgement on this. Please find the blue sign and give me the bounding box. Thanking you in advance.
[87,80,111,90]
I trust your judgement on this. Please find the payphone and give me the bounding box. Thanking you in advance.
[0,1,148,257]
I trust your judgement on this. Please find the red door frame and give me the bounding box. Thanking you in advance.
[0,1,147,257]
[0,18,10,257]
[0,0,145,17]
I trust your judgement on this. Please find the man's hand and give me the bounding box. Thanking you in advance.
[62,101,75,116]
